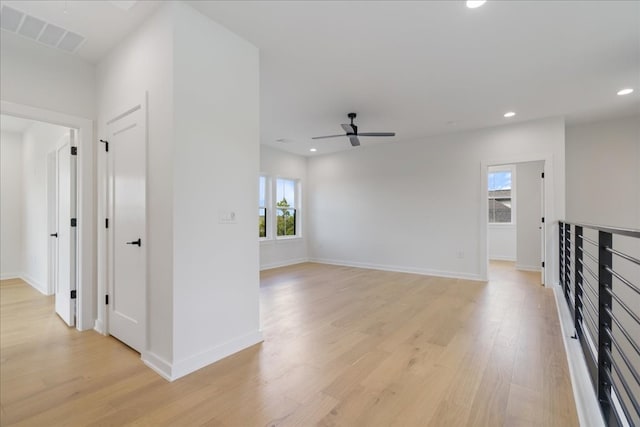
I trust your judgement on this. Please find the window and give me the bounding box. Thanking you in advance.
[488,168,514,223]
[276,178,297,237]
[258,176,267,238]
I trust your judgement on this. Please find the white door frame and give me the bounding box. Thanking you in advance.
[480,154,556,287]
[1,100,95,331]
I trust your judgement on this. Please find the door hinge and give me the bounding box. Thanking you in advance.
[105,295,109,305]
[71,218,77,227]
[100,139,109,152]
[541,217,545,223]
[70,290,77,299]
[105,218,109,228]
[542,261,545,268]
[541,172,544,178]
[71,146,77,156]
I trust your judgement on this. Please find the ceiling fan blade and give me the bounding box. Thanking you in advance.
[358,132,396,137]
[349,135,361,147]
[341,124,356,134]
[312,134,346,140]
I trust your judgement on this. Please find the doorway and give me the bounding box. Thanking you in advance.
[1,101,94,330]
[0,114,77,325]
[485,160,546,284]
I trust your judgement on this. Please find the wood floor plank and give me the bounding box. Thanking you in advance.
[0,262,579,426]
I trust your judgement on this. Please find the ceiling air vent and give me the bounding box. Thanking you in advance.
[0,5,86,54]
[0,5,23,32]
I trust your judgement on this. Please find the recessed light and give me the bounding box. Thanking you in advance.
[310,148,317,152]
[504,112,516,118]
[617,88,634,96]
[466,0,487,9]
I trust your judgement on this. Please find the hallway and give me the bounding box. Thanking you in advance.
[0,262,578,426]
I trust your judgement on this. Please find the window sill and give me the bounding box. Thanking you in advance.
[259,236,304,244]
[275,236,303,242]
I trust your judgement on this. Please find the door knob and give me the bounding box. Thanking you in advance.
[126,238,142,247]
[50,233,58,238]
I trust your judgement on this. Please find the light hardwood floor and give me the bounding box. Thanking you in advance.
[1,262,578,426]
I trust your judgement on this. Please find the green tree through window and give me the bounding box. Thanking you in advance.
[276,198,296,236]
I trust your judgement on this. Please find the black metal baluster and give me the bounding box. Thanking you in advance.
[575,226,583,336]
[599,230,613,425]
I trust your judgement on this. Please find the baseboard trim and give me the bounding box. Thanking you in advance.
[489,256,517,262]
[309,258,484,282]
[260,258,309,271]
[553,286,604,427]
[143,330,264,382]
[142,351,174,382]
[20,273,50,295]
[515,264,542,272]
[171,330,264,381]
[93,319,105,335]
[0,273,22,280]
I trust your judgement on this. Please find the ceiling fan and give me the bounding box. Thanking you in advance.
[312,113,396,147]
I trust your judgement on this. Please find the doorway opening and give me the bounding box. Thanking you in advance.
[0,114,77,325]
[1,101,94,331]
[485,160,546,284]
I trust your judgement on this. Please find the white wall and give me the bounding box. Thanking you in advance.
[0,131,23,278]
[97,2,261,380]
[566,115,640,229]
[0,31,95,119]
[516,161,544,271]
[567,115,640,427]
[96,3,175,369]
[21,122,70,293]
[171,1,261,377]
[308,117,565,284]
[260,146,309,269]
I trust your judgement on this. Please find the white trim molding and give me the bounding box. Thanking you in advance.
[309,258,484,282]
[553,285,605,427]
[260,258,309,271]
[142,330,264,382]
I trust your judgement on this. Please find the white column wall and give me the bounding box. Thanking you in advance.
[171,2,261,377]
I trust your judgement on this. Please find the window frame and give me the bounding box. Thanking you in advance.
[274,176,301,240]
[258,175,270,240]
[488,165,516,225]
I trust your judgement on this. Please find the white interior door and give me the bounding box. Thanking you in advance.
[47,151,57,296]
[54,132,77,326]
[540,171,546,285]
[107,103,146,352]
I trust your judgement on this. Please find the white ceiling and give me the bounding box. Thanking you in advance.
[0,114,34,133]
[1,1,639,156]
[0,0,162,62]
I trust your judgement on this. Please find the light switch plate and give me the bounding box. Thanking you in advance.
[218,210,237,224]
